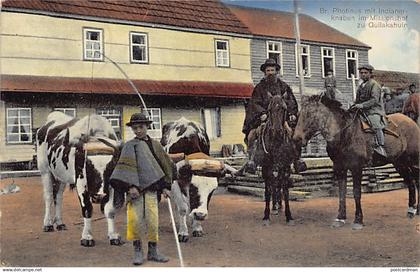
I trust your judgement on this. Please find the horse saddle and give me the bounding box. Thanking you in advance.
[360,117,400,138]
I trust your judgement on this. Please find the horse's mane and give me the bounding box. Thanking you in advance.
[302,95,351,119]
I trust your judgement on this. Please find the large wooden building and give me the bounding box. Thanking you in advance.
[0,0,253,164]
[228,5,371,156]
[1,0,376,166]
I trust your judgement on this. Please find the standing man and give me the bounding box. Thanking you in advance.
[402,83,419,125]
[351,64,387,158]
[110,113,174,266]
[382,87,396,115]
[242,58,305,174]
[324,70,337,100]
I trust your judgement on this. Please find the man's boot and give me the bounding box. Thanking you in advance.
[132,240,144,265]
[374,129,387,158]
[147,242,169,263]
[245,139,258,174]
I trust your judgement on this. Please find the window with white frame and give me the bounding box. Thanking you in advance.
[201,107,221,140]
[83,28,103,61]
[6,108,32,144]
[321,47,335,77]
[97,108,121,139]
[215,40,230,67]
[296,44,311,77]
[54,108,76,118]
[130,32,148,63]
[346,49,358,79]
[145,108,162,139]
[267,41,282,75]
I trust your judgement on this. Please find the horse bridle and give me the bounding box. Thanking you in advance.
[261,97,288,154]
[312,94,359,140]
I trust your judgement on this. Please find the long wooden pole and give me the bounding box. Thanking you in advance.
[167,198,185,267]
[293,0,304,97]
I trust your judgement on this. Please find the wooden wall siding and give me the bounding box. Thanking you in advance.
[250,38,369,103]
[250,38,370,158]
[250,39,267,84]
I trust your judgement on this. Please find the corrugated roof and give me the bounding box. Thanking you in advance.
[228,5,370,48]
[373,70,419,91]
[2,0,251,35]
[1,75,253,98]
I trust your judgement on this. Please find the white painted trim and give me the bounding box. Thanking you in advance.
[97,108,122,138]
[266,40,283,76]
[295,43,311,78]
[83,27,104,61]
[201,107,221,139]
[320,47,336,78]
[146,108,162,139]
[129,32,149,64]
[53,107,77,117]
[215,39,230,68]
[345,49,359,79]
[6,107,32,144]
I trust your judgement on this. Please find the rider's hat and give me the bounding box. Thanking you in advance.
[260,58,280,72]
[357,64,374,71]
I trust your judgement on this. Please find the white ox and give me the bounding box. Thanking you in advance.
[36,112,124,247]
[161,117,228,242]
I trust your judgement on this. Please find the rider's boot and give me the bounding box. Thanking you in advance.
[373,129,387,158]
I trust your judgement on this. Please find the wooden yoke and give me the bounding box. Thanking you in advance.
[83,141,115,155]
[186,152,224,175]
[168,153,185,163]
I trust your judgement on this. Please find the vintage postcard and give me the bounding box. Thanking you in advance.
[0,0,418,271]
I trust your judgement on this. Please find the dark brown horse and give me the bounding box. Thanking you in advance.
[293,95,420,230]
[259,95,297,225]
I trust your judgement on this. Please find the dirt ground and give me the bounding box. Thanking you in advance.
[0,177,419,267]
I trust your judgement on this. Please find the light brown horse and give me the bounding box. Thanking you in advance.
[293,95,419,230]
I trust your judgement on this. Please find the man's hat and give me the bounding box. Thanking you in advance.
[358,64,374,71]
[260,58,280,72]
[126,113,153,127]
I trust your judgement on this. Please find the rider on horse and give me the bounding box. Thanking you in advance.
[351,64,387,158]
[242,58,305,174]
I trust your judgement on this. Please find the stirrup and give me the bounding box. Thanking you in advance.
[374,146,387,158]
[293,159,307,174]
[245,160,257,174]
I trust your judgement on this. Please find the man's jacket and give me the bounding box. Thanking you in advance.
[242,77,298,135]
[355,78,386,116]
[110,136,174,192]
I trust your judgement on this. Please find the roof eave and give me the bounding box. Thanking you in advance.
[1,7,253,38]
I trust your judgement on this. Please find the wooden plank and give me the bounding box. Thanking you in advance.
[227,185,310,200]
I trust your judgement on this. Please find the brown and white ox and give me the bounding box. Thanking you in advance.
[161,117,230,242]
[36,111,124,247]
